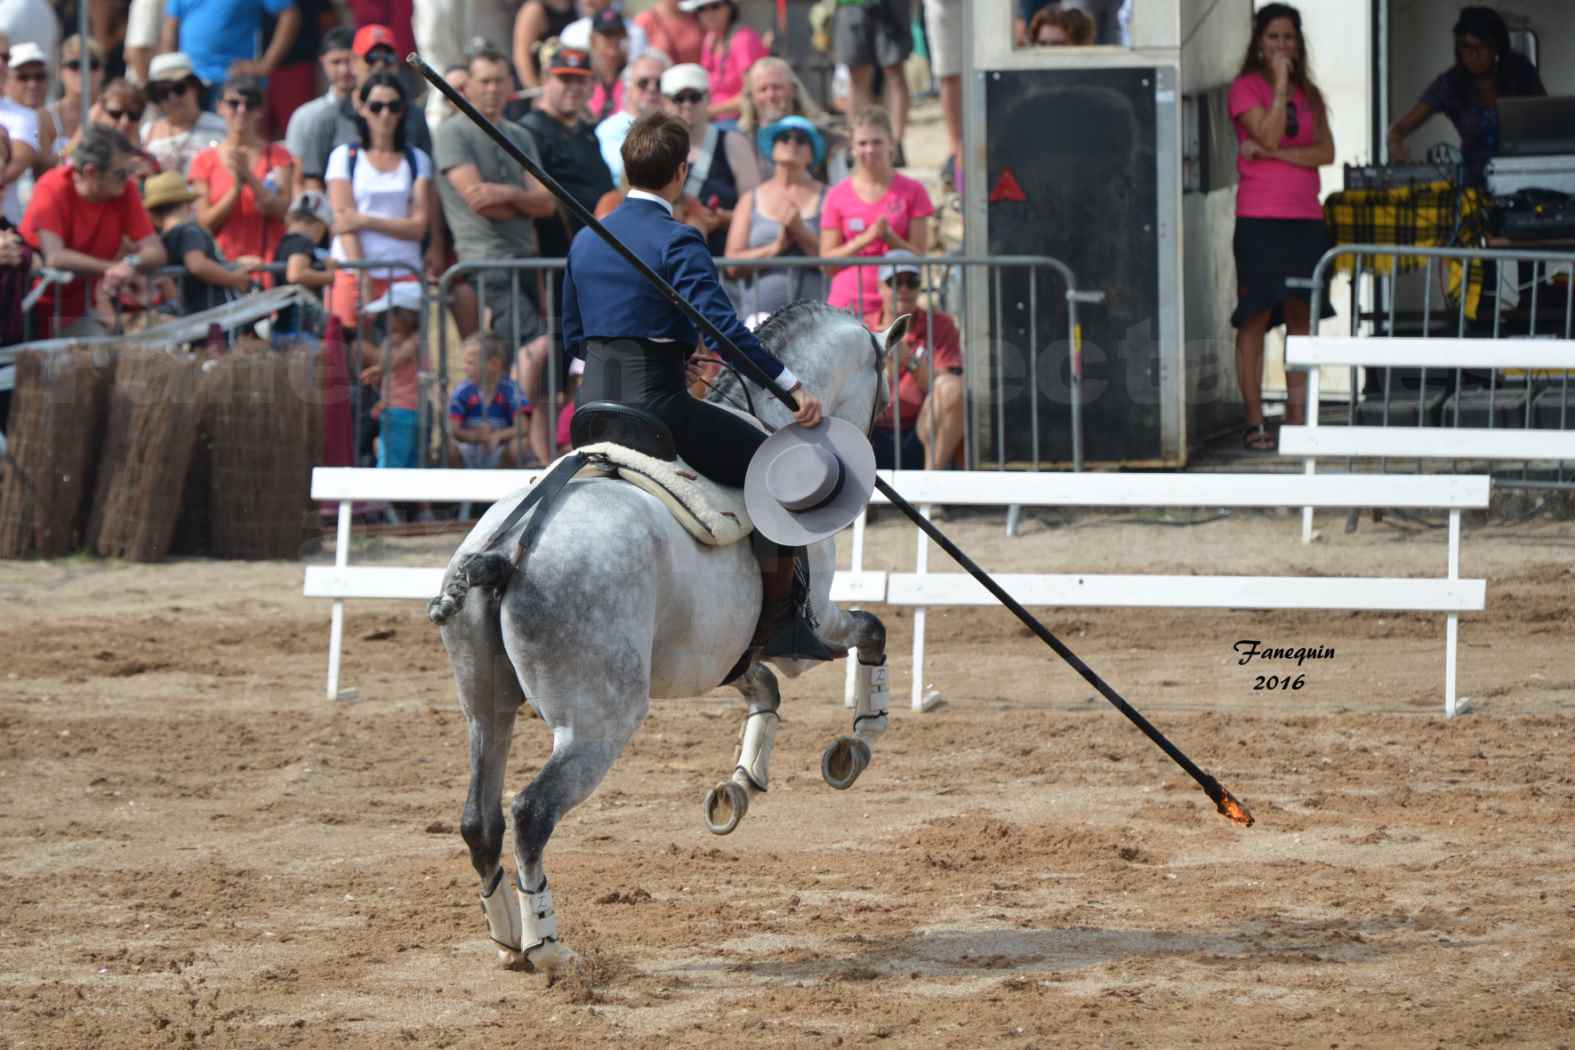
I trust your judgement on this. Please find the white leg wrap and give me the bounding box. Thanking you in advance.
[852,657,889,743]
[480,867,522,953]
[516,876,559,953]
[733,710,780,792]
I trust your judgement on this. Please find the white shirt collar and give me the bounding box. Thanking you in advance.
[626,188,674,216]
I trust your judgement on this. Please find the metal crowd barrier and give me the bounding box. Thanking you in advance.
[436,259,562,471]
[1308,243,1575,491]
[9,251,1100,480]
[432,253,1102,475]
[322,260,432,471]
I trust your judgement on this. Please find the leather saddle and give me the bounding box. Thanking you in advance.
[570,401,677,462]
[569,401,838,671]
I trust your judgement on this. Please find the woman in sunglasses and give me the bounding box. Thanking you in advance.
[725,115,827,319]
[43,35,104,162]
[142,52,226,179]
[189,74,293,265]
[1228,3,1334,451]
[324,72,431,328]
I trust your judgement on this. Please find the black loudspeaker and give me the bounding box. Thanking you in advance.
[984,67,1160,465]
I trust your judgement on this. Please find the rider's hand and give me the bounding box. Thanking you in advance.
[789,385,822,428]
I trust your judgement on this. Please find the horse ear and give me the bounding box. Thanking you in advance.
[879,313,912,351]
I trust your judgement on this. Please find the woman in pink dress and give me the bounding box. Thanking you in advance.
[818,106,933,327]
[1228,3,1334,451]
[687,0,767,122]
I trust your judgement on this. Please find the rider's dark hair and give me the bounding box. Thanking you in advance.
[622,113,689,191]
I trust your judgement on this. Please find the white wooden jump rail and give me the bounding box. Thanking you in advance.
[859,469,1489,719]
[1283,336,1575,548]
[306,467,1489,718]
[305,467,889,701]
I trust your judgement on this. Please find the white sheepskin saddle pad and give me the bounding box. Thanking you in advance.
[575,441,752,546]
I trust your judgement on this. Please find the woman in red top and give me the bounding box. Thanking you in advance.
[189,75,293,266]
[1228,3,1334,450]
[688,0,768,122]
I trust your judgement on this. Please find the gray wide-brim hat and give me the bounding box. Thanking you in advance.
[745,417,876,546]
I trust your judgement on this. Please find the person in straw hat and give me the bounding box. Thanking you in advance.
[144,168,260,315]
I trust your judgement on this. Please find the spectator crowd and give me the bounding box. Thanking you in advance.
[0,0,1046,477]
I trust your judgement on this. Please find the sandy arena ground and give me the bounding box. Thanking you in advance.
[3,505,1574,1049]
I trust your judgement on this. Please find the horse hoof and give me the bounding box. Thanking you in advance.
[520,940,578,976]
[497,947,524,968]
[703,780,749,835]
[821,736,871,790]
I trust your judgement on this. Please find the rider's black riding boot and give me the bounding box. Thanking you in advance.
[749,542,800,654]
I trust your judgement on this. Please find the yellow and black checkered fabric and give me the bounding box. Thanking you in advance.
[1323,181,1489,318]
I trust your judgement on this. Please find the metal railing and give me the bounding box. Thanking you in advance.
[436,259,563,471]
[1308,242,1575,490]
[433,253,1103,474]
[8,251,1103,481]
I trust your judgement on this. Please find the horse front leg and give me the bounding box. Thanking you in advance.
[704,661,781,835]
[441,609,526,967]
[816,609,888,790]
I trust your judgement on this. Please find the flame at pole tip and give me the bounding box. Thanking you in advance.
[1216,787,1254,827]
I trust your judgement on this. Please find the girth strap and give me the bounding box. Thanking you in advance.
[481,451,591,564]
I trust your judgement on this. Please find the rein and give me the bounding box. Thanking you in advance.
[696,323,888,436]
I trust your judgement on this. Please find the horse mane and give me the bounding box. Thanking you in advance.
[754,300,854,355]
[705,301,862,407]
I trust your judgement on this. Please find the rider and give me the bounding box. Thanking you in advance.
[561,111,825,660]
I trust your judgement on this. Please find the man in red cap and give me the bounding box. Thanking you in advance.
[517,44,613,260]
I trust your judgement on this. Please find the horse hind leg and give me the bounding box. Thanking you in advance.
[704,661,781,835]
[509,690,647,975]
[817,610,888,790]
[441,606,527,966]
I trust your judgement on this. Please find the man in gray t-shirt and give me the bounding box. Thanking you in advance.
[435,47,559,463]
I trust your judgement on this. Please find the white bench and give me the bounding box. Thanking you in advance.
[859,470,1489,718]
[1283,335,1575,543]
[307,467,1489,718]
[305,467,888,701]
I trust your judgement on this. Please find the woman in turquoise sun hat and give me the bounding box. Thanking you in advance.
[726,115,828,320]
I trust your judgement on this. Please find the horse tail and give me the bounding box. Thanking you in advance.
[427,452,593,626]
[427,551,517,625]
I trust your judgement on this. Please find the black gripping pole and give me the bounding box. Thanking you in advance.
[410,55,1253,827]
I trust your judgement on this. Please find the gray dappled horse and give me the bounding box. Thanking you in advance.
[429,302,911,973]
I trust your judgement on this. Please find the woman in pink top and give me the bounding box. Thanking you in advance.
[1229,3,1334,450]
[636,0,704,66]
[819,106,933,327]
[687,0,767,121]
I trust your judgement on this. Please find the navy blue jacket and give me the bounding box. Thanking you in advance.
[560,195,795,389]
